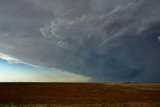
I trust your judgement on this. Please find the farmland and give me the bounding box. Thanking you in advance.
[0,83,160,106]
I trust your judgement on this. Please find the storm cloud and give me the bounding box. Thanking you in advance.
[0,0,160,82]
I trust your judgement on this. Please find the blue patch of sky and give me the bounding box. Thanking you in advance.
[0,59,91,82]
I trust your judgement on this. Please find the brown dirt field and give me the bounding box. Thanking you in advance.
[0,83,160,104]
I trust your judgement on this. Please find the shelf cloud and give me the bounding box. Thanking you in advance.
[0,53,23,64]
[0,0,160,82]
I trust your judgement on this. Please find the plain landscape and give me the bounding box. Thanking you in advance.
[0,83,160,107]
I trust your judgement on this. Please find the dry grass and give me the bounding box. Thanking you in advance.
[0,103,160,107]
[0,83,160,105]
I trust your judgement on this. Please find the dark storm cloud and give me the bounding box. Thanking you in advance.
[0,0,160,82]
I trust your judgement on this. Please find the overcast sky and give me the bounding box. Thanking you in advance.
[0,0,160,82]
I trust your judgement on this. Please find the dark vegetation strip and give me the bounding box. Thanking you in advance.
[0,83,160,104]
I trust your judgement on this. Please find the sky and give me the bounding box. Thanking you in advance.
[0,53,91,82]
[0,0,160,82]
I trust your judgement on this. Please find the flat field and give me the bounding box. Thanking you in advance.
[0,83,160,106]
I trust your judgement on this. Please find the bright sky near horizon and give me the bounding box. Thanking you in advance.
[0,53,92,82]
